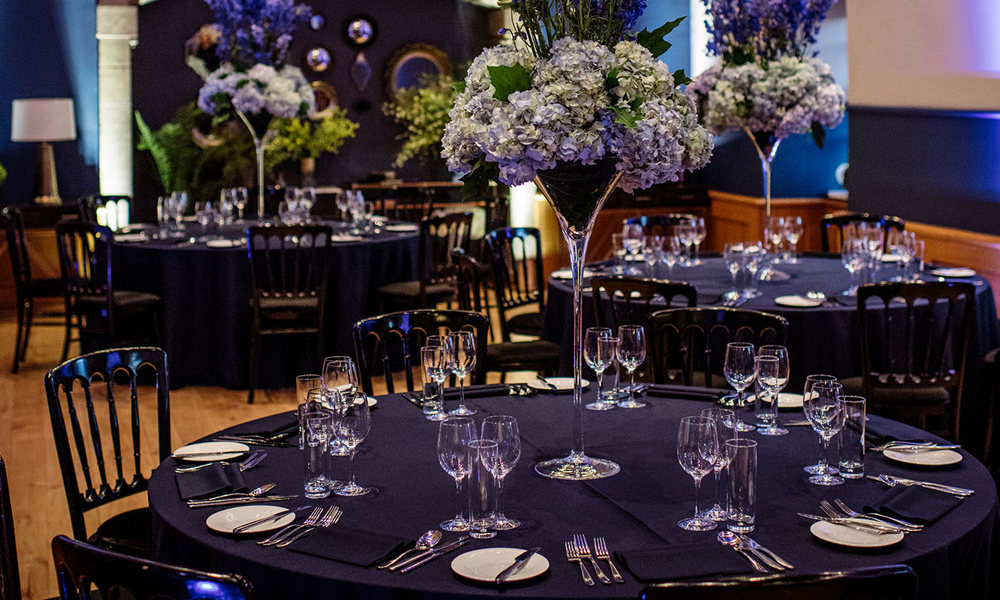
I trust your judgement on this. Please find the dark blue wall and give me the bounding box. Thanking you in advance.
[0,0,99,206]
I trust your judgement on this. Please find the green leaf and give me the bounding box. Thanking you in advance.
[611,106,640,128]
[811,122,826,149]
[487,64,532,101]
[461,159,500,202]
[605,67,621,91]
[636,16,685,59]
[134,111,172,194]
[672,68,690,86]
[453,79,467,94]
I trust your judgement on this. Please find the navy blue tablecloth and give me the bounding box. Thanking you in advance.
[112,222,418,388]
[149,389,998,599]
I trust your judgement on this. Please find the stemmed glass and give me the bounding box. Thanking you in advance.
[643,235,662,277]
[722,243,743,302]
[332,389,373,496]
[802,374,839,475]
[481,415,521,530]
[169,190,188,232]
[803,380,846,486]
[783,216,803,263]
[675,220,695,265]
[676,415,719,531]
[723,342,756,432]
[699,407,736,522]
[233,187,248,221]
[765,215,785,260]
[743,241,764,297]
[691,217,707,265]
[300,186,316,223]
[335,191,351,221]
[584,327,616,411]
[621,224,644,274]
[616,325,646,409]
[662,235,681,275]
[322,355,359,395]
[421,345,450,422]
[448,331,477,416]
[437,416,476,531]
[755,345,789,435]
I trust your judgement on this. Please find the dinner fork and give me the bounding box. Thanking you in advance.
[573,534,611,584]
[276,505,341,547]
[593,537,624,583]
[818,500,901,533]
[833,498,922,532]
[258,506,322,546]
[174,450,266,473]
[564,541,594,586]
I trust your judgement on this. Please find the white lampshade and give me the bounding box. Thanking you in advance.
[11,98,77,142]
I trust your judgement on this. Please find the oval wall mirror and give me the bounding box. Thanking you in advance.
[384,44,452,100]
[309,81,339,120]
[344,15,376,46]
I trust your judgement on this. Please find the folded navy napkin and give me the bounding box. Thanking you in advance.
[287,525,410,567]
[229,413,299,438]
[615,544,753,582]
[864,421,925,447]
[866,485,964,524]
[175,462,247,500]
[644,385,727,402]
[443,384,509,399]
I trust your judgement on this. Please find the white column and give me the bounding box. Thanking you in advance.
[96,4,138,196]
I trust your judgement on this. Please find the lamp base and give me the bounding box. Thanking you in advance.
[34,194,62,205]
[33,141,62,205]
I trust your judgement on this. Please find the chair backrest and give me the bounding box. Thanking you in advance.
[451,249,489,314]
[640,564,917,600]
[1,207,32,290]
[43,347,171,542]
[591,276,697,332]
[353,310,488,395]
[1,456,21,600]
[77,195,131,226]
[246,224,332,308]
[820,212,905,252]
[52,535,253,600]
[857,281,975,442]
[624,214,696,237]
[366,188,433,223]
[55,222,115,337]
[649,307,788,387]
[417,212,474,293]
[484,227,545,341]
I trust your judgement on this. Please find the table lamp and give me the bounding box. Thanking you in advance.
[11,98,77,205]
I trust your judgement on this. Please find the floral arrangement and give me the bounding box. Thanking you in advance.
[266,110,359,165]
[0,161,6,187]
[687,0,846,146]
[442,0,713,195]
[384,72,457,168]
[205,0,312,68]
[198,63,314,132]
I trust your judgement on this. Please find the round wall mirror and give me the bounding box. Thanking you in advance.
[305,47,331,72]
[309,81,339,120]
[310,14,325,30]
[344,15,376,46]
[384,44,452,100]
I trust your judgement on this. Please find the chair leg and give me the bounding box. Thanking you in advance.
[12,298,26,373]
[61,310,74,362]
[248,331,260,404]
[20,299,34,364]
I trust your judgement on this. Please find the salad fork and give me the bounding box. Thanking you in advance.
[573,534,611,584]
[593,537,624,583]
[258,506,322,546]
[276,505,341,547]
[564,541,594,586]
[820,499,911,533]
[833,498,922,532]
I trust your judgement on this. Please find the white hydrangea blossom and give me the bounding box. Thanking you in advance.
[198,63,314,120]
[442,38,713,193]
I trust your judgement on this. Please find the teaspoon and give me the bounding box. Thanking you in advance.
[717,531,767,572]
[378,529,442,569]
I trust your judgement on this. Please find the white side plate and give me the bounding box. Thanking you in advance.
[931,268,975,278]
[206,505,295,534]
[775,295,822,308]
[883,448,962,466]
[777,392,804,408]
[451,547,549,583]
[528,377,590,392]
[171,441,249,462]
[809,521,904,548]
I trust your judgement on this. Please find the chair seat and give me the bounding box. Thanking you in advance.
[840,376,951,406]
[259,294,320,311]
[23,276,64,298]
[486,340,561,371]
[377,280,456,301]
[77,290,160,309]
[507,311,542,336]
[89,507,152,557]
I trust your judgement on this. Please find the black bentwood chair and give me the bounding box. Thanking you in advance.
[590,276,697,333]
[44,347,171,557]
[353,309,488,396]
[484,226,548,341]
[1,206,66,372]
[648,307,788,388]
[52,535,253,600]
[820,212,905,253]
[640,564,917,600]
[1,455,21,600]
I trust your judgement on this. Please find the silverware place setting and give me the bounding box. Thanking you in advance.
[796,512,902,535]
[819,499,920,533]
[869,474,974,497]
[174,450,266,473]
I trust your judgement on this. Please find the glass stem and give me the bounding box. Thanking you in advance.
[254,137,265,222]
[454,476,464,521]
[628,369,637,403]
[692,477,702,518]
[495,477,504,517]
[567,231,587,459]
[596,369,604,402]
[459,376,466,409]
[712,468,721,509]
[819,437,830,475]
[349,448,358,487]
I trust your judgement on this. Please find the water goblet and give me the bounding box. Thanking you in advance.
[675,220,695,265]
[691,217,707,265]
[803,380,846,486]
[765,215,785,260]
[233,187,248,221]
[742,241,765,298]
[481,415,520,530]
[722,243,744,302]
[300,186,316,222]
[584,327,616,411]
[295,374,323,449]
[611,233,627,274]
[332,389,373,496]
[335,190,350,221]
[437,416,476,531]
[170,190,188,231]
[755,345,789,435]
[723,342,756,432]
[783,216,803,263]
[643,235,662,277]
[700,407,736,522]
[621,224,644,274]
[802,374,839,475]
[676,415,719,531]
[662,235,681,275]
[421,345,451,422]
[616,325,646,409]
[322,355,359,396]
[448,331,477,416]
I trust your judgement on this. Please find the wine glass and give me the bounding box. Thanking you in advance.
[742,241,764,298]
[723,342,756,432]
[803,380,846,486]
[437,416,476,531]
[643,235,662,277]
[675,220,695,265]
[300,186,316,222]
[783,216,803,263]
[233,187,248,221]
[448,331,477,416]
[699,407,736,522]
[662,235,681,275]
[170,190,188,231]
[621,224,644,274]
[481,415,520,530]
[676,415,719,531]
[584,327,616,411]
[691,217,707,265]
[616,325,646,409]
[802,374,839,475]
[335,190,350,221]
[756,345,789,436]
[722,243,743,302]
[421,345,450,422]
[765,216,784,259]
[322,356,359,455]
[332,389,373,496]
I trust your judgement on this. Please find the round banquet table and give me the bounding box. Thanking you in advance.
[149,387,998,600]
[111,221,419,389]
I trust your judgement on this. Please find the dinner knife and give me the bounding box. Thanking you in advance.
[796,513,900,534]
[399,537,471,574]
[536,376,559,390]
[495,547,541,585]
[187,494,298,508]
[390,536,469,571]
[172,450,247,460]
[232,505,311,534]
[878,475,974,496]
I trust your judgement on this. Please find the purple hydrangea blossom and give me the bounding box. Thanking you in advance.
[701,0,837,61]
[205,0,311,67]
[198,63,314,121]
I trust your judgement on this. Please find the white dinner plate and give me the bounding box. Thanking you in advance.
[881,254,902,263]
[385,223,419,232]
[171,441,249,462]
[777,392,804,408]
[528,377,590,392]
[775,295,822,308]
[206,505,295,534]
[331,234,363,243]
[883,448,963,466]
[451,547,550,583]
[206,239,241,248]
[809,520,904,548]
[931,267,976,278]
[551,269,597,280]
[115,233,147,243]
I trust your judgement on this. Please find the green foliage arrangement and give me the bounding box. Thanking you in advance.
[0,161,7,186]
[264,109,358,166]
[383,72,456,168]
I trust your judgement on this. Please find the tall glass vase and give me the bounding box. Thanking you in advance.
[533,160,622,480]
[236,110,273,222]
[744,128,781,217]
